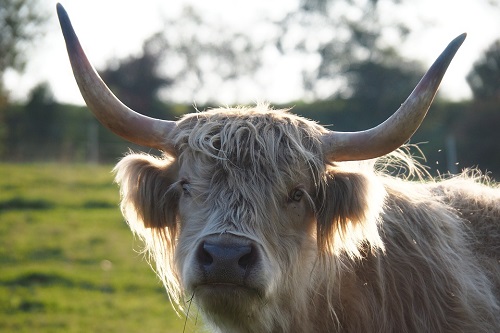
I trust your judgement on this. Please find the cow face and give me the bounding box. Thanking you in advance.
[116,108,335,328]
[174,150,318,327]
[115,107,386,330]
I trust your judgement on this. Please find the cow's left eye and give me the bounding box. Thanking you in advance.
[180,180,191,196]
[290,188,304,202]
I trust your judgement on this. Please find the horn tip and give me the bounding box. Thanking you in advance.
[424,32,467,83]
[452,33,467,48]
[56,3,82,59]
[56,3,71,32]
[56,3,67,21]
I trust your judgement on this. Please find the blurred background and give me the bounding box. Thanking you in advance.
[1,0,499,332]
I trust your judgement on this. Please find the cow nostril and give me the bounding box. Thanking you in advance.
[238,245,256,270]
[197,242,214,266]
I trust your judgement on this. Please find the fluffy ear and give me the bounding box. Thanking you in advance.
[114,153,179,234]
[316,169,385,257]
[114,153,183,306]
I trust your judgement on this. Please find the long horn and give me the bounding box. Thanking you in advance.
[56,3,176,153]
[322,33,466,162]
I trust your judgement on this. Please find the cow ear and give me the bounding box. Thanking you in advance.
[114,154,179,234]
[316,169,384,256]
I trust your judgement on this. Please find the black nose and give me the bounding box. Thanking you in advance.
[196,235,259,284]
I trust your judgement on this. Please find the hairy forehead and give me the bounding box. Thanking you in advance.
[172,106,327,192]
[173,106,326,162]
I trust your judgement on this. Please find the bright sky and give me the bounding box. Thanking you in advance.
[4,0,500,105]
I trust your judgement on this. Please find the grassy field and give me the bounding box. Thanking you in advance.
[0,163,200,332]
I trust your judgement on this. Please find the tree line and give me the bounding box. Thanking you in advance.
[2,78,499,180]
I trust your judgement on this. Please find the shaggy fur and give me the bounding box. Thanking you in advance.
[114,105,500,332]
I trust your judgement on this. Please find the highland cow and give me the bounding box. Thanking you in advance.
[57,4,500,332]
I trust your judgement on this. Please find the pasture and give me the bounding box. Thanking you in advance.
[0,163,194,332]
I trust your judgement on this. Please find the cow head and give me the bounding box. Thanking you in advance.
[57,3,465,331]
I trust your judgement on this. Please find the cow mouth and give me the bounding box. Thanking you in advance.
[194,282,262,297]
[192,282,264,307]
[192,283,264,320]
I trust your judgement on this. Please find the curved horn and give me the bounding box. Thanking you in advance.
[322,33,466,162]
[56,3,176,153]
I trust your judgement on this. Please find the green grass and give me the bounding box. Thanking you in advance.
[0,163,200,332]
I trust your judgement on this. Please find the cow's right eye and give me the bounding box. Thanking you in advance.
[290,188,304,202]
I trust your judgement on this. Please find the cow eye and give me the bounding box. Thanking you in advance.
[290,188,304,202]
[180,180,191,196]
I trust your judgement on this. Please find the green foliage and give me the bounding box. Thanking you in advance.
[452,100,500,177]
[3,91,498,179]
[99,6,263,107]
[467,39,500,101]
[3,99,88,162]
[0,0,47,75]
[289,98,499,180]
[100,34,174,119]
[460,39,500,178]
[1,86,163,163]
[0,0,48,154]
[346,55,424,106]
[279,0,412,99]
[0,163,196,333]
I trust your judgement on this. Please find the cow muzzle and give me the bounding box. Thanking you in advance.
[185,234,275,327]
[189,234,265,298]
[197,236,258,283]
